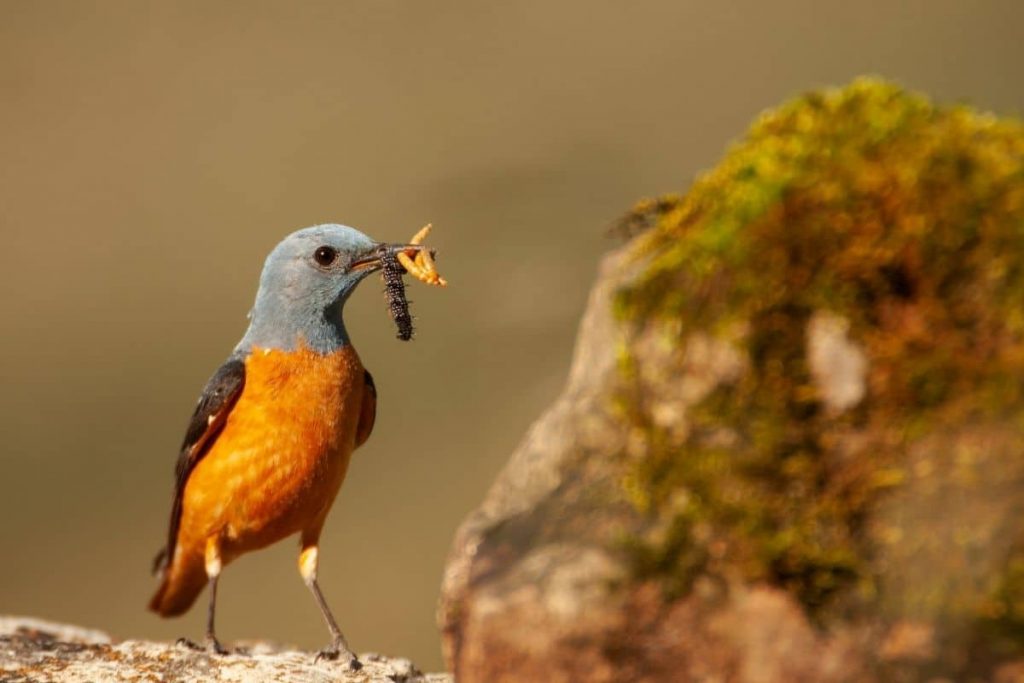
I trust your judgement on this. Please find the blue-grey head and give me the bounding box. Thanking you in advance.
[237,224,409,353]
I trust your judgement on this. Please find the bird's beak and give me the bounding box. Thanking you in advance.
[349,244,385,273]
[350,243,427,272]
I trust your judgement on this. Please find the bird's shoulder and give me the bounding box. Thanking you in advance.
[356,368,376,448]
[175,356,247,475]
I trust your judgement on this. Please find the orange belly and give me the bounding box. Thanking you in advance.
[177,343,366,565]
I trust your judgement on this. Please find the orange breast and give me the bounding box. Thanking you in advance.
[178,343,366,563]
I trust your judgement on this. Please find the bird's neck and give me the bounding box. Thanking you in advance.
[237,293,350,354]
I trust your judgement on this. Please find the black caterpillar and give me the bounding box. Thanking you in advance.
[380,247,414,341]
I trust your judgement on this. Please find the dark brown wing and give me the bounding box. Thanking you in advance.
[355,369,377,448]
[152,357,246,575]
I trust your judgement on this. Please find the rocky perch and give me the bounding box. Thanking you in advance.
[0,616,451,683]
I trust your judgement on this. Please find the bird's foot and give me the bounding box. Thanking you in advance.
[206,635,229,656]
[314,642,361,670]
[175,635,229,656]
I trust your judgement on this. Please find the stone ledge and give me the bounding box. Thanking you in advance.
[0,616,451,683]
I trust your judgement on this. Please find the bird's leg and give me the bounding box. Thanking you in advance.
[299,541,361,671]
[178,537,229,655]
[202,537,229,654]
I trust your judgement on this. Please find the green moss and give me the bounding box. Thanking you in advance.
[979,553,1024,654]
[614,79,1024,626]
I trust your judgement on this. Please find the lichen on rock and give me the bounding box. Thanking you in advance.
[0,616,450,683]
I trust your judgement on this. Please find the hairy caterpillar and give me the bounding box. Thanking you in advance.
[380,247,414,341]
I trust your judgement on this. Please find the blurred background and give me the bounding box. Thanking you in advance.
[1,0,1022,672]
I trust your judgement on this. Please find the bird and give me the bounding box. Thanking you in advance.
[149,224,421,670]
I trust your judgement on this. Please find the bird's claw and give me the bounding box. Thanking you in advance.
[175,636,229,656]
[206,636,229,656]
[175,636,201,651]
[314,644,362,670]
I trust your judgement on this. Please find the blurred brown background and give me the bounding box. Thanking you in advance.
[1,0,1022,671]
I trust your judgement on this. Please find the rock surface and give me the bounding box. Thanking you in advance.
[439,80,1024,682]
[0,616,451,683]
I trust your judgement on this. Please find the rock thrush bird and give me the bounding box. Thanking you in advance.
[149,224,422,669]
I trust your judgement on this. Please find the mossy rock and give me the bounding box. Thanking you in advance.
[615,78,1024,671]
[442,79,1024,682]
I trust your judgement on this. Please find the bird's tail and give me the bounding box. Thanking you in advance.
[148,548,207,617]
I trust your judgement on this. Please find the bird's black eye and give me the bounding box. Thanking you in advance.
[313,246,339,267]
